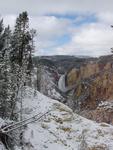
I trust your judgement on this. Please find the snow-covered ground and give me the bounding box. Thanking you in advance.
[18,87,113,150]
[98,101,113,109]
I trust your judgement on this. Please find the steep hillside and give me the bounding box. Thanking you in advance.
[12,87,113,149]
[35,59,65,102]
[1,87,113,149]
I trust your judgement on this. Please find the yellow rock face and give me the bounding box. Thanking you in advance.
[66,60,113,124]
[67,62,112,86]
[67,63,99,85]
[67,61,113,109]
[67,68,80,85]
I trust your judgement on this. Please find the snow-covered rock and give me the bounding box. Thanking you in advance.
[20,87,113,150]
[0,142,6,150]
[37,65,65,101]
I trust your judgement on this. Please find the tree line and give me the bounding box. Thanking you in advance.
[0,11,36,120]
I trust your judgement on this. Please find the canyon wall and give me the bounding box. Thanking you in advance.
[66,57,113,124]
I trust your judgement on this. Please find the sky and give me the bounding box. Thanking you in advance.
[1,0,113,57]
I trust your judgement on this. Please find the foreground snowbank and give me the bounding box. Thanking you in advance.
[19,87,113,150]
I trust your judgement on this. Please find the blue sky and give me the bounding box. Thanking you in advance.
[1,0,113,56]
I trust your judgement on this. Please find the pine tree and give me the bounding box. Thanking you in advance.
[10,12,32,67]
[0,19,6,118]
[27,29,37,87]
[28,29,36,71]
[2,26,11,56]
[0,12,36,120]
[0,19,4,51]
[10,12,35,86]
[0,23,12,119]
[10,12,36,122]
[9,12,36,147]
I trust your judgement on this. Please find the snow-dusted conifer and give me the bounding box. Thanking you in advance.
[0,24,12,118]
[10,12,35,123]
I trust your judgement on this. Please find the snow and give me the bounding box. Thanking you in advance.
[0,118,4,128]
[0,142,5,150]
[1,87,113,149]
[98,101,113,109]
[38,66,64,101]
[20,87,113,150]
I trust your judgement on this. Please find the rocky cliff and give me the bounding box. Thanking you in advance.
[66,55,113,124]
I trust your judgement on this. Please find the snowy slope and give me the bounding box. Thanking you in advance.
[20,87,113,150]
[35,65,65,101]
[40,66,62,100]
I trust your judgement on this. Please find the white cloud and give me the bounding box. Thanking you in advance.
[30,16,71,41]
[1,0,113,56]
[29,16,72,53]
[54,22,113,56]
[2,15,72,53]
[97,12,113,24]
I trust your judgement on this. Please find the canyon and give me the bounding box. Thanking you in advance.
[37,55,113,125]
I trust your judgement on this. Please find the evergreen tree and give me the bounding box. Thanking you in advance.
[0,12,36,120]
[10,11,36,121]
[2,25,11,56]
[10,11,32,67]
[0,23,12,118]
[9,12,36,147]
[0,19,4,51]
[0,19,6,118]
[28,29,36,73]
[27,29,37,87]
